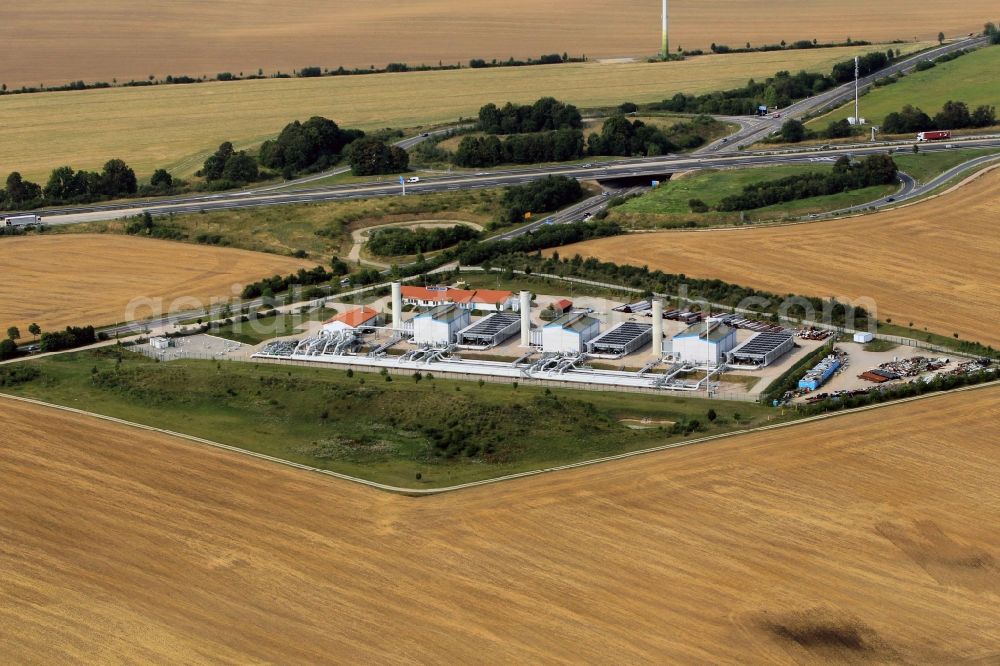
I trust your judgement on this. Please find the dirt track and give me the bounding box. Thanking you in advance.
[2,387,998,663]
[556,168,1000,347]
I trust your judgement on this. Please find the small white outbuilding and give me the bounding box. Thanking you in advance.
[853,331,874,344]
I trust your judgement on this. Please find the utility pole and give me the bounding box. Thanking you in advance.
[661,0,669,59]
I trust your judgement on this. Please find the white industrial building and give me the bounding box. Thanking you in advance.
[412,303,471,346]
[671,321,737,364]
[542,312,600,354]
[150,336,173,350]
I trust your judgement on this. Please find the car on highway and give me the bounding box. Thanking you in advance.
[474,172,491,176]
[582,163,594,167]
[406,176,420,183]
[24,344,40,353]
[886,197,895,202]
[421,133,430,137]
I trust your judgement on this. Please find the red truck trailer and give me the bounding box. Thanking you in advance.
[916,130,951,141]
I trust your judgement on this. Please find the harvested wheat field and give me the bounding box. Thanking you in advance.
[0,234,312,331]
[0,45,929,182]
[2,386,999,663]
[558,169,1000,347]
[2,0,991,88]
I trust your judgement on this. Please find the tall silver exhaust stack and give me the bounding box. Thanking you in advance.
[391,282,403,332]
[520,291,531,346]
[652,298,663,357]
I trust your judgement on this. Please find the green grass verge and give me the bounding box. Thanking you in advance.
[892,148,1000,183]
[610,164,895,228]
[210,308,337,345]
[807,45,1000,129]
[876,322,997,358]
[0,349,784,489]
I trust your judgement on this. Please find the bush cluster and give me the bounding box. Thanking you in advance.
[346,138,409,176]
[367,225,480,257]
[496,175,583,225]
[477,97,582,134]
[39,325,99,353]
[259,116,364,176]
[241,266,334,299]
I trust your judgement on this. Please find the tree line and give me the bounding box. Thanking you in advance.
[651,49,897,116]
[0,53,588,97]
[679,37,873,57]
[368,225,480,257]
[713,154,898,212]
[882,100,996,134]
[1,160,140,209]
[452,129,585,167]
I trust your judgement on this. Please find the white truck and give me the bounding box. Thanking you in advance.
[2,214,43,227]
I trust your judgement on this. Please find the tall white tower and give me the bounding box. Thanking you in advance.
[661,0,669,59]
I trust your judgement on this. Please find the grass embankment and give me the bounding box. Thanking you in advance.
[54,189,504,258]
[892,148,1000,183]
[807,45,1000,129]
[209,308,337,345]
[457,271,638,300]
[609,164,896,228]
[0,349,780,488]
[0,44,928,182]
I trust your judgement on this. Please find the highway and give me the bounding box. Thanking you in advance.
[26,136,1000,226]
[6,35,993,228]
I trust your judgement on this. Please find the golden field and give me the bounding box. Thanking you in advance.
[0,44,931,182]
[2,0,992,88]
[2,386,998,663]
[0,234,313,331]
[556,168,1000,347]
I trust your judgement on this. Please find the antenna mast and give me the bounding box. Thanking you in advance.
[854,56,860,124]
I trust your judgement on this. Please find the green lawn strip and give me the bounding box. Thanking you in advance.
[893,148,1000,183]
[806,45,1000,129]
[1,349,780,489]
